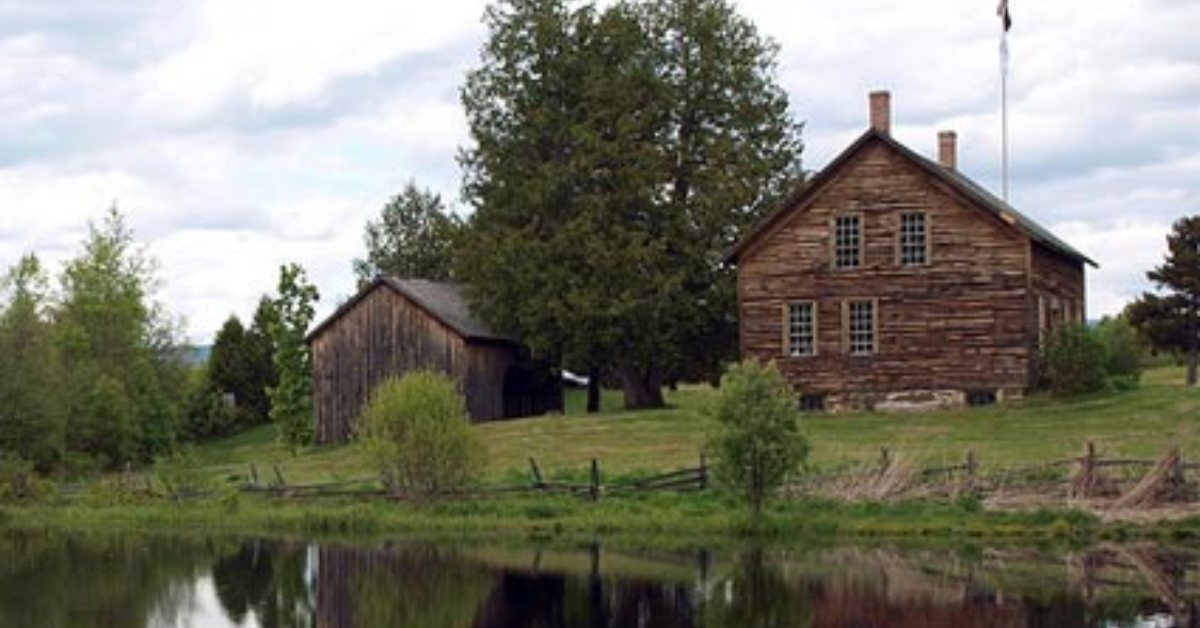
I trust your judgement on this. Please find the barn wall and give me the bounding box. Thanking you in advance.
[738,139,1033,409]
[1030,242,1087,339]
[310,286,518,444]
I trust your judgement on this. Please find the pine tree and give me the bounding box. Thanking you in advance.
[1128,215,1200,386]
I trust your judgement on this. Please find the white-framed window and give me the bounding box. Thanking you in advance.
[846,300,876,356]
[787,302,816,357]
[899,212,928,266]
[834,215,861,269]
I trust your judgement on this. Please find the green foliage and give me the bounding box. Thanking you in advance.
[267,263,319,454]
[707,360,808,515]
[0,453,55,503]
[1095,315,1145,390]
[1127,215,1200,386]
[353,182,463,284]
[56,208,187,468]
[458,0,804,409]
[1037,324,1107,396]
[0,255,66,472]
[1039,321,1146,395]
[196,304,277,440]
[357,372,486,497]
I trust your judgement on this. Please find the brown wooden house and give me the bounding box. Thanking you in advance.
[307,277,561,444]
[726,91,1097,411]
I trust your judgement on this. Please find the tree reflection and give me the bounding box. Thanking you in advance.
[210,540,314,628]
[704,548,813,628]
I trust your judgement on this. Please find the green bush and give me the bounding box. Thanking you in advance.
[357,372,486,498]
[1095,315,1144,390]
[1038,324,1107,396]
[707,360,809,516]
[1039,320,1145,395]
[0,453,55,503]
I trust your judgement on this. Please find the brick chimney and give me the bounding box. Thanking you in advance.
[869,91,891,134]
[937,130,957,169]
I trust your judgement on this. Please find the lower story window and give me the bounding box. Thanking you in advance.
[788,302,816,356]
[799,393,826,412]
[847,300,876,355]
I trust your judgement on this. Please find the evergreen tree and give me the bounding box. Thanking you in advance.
[1127,215,1200,386]
[0,255,66,471]
[267,264,319,454]
[352,182,463,285]
[458,0,803,409]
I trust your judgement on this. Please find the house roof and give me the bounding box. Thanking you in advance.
[725,128,1097,267]
[305,277,519,345]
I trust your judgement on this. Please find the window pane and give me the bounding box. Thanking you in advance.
[900,212,927,265]
[835,215,860,269]
[848,300,875,355]
[788,303,814,356]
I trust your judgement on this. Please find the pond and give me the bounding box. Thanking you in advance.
[0,531,1194,627]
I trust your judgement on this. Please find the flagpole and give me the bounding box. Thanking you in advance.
[998,1,1011,203]
[1001,40,1009,203]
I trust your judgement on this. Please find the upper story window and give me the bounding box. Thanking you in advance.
[834,215,861,269]
[787,302,816,357]
[846,300,876,355]
[899,212,928,266]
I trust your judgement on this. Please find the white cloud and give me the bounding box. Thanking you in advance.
[0,0,1197,342]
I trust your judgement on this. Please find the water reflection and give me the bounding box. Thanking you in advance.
[0,530,1196,627]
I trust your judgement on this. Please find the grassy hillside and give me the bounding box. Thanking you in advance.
[194,367,1199,486]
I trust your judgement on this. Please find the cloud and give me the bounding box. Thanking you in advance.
[0,0,1196,342]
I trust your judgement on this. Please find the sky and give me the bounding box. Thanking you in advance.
[0,0,1196,344]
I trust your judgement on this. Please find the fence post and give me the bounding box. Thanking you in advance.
[1074,441,1097,499]
[1171,447,1185,500]
[879,447,891,477]
[528,457,544,489]
[249,463,260,487]
[590,458,600,501]
[966,450,977,480]
[273,464,286,488]
[699,452,709,490]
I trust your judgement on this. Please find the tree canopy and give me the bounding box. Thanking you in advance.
[268,263,320,454]
[458,0,804,409]
[1127,215,1200,386]
[353,182,463,285]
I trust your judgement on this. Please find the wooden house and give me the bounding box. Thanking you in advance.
[306,277,562,444]
[725,91,1097,411]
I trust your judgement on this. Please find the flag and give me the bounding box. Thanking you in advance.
[997,0,1012,31]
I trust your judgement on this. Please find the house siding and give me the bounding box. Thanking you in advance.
[738,140,1038,410]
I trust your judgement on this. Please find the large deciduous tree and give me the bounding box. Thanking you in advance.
[352,182,463,285]
[1127,215,1200,386]
[458,0,803,409]
[56,209,186,468]
[0,255,67,471]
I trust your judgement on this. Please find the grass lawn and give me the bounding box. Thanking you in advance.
[192,366,1199,486]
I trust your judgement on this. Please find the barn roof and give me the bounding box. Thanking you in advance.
[724,128,1097,267]
[305,277,518,345]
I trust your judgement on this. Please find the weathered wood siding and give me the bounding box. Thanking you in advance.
[738,139,1034,408]
[310,285,518,444]
[1030,242,1087,337]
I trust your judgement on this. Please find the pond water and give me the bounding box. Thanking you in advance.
[0,530,1195,627]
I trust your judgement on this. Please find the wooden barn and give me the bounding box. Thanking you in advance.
[306,277,562,444]
[725,91,1097,411]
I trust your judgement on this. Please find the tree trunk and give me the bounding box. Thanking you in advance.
[618,364,665,410]
[586,366,602,414]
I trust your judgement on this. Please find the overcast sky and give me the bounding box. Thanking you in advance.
[1,0,1197,343]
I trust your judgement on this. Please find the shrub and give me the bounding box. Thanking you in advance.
[1038,324,1107,396]
[357,372,486,498]
[1095,315,1144,390]
[707,360,809,516]
[0,453,55,503]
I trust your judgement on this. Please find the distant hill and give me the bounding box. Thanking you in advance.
[181,345,211,366]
